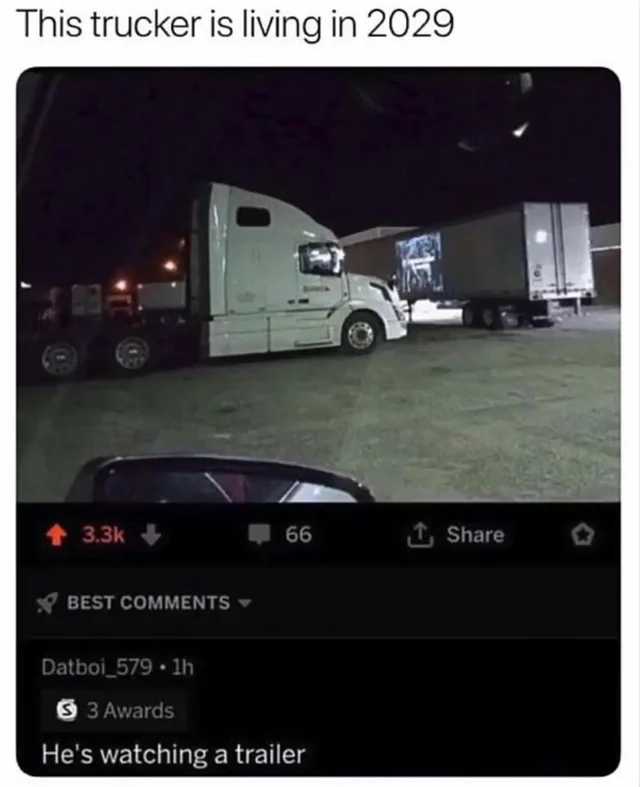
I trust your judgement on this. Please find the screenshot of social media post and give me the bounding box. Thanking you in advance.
[15,65,622,777]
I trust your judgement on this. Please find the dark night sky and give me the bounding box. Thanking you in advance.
[18,68,620,286]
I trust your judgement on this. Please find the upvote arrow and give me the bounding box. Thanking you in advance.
[46,523,68,548]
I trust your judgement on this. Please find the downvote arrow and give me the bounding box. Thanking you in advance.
[141,523,162,546]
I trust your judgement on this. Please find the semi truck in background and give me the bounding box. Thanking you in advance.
[19,184,407,381]
[343,202,596,329]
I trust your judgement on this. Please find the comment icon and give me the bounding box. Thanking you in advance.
[248,523,271,546]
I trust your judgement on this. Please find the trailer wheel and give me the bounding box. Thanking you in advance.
[342,312,380,354]
[462,303,478,328]
[502,311,519,329]
[39,338,86,381]
[480,306,495,330]
[480,305,505,331]
[531,317,555,328]
[108,332,155,375]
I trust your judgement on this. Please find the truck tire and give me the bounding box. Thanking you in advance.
[39,337,86,381]
[462,303,478,328]
[480,305,505,331]
[341,312,380,354]
[107,331,155,376]
[531,317,555,328]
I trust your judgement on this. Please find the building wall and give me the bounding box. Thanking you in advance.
[592,249,621,305]
[344,235,396,281]
[341,226,416,247]
[590,223,621,306]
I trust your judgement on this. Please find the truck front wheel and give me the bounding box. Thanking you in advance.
[108,332,155,375]
[341,312,380,354]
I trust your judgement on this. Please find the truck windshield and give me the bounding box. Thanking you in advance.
[299,242,344,276]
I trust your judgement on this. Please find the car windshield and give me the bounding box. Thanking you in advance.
[97,469,296,504]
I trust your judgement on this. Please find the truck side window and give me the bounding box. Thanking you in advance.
[299,243,344,277]
[236,206,271,227]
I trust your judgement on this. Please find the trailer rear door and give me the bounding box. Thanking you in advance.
[524,203,594,299]
[556,203,594,295]
[523,203,559,298]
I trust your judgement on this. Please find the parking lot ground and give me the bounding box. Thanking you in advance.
[17,307,620,502]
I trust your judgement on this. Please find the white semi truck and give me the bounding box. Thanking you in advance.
[21,184,407,380]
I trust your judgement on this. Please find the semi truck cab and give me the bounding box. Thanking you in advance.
[190,183,407,358]
[24,184,407,381]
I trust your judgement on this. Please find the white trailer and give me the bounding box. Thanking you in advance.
[344,203,596,330]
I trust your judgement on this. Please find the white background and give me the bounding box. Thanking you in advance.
[2,0,638,784]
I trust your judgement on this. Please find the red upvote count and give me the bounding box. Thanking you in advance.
[46,523,68,548]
